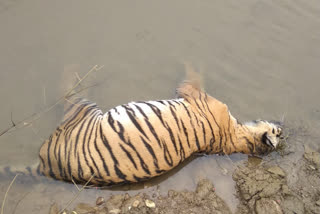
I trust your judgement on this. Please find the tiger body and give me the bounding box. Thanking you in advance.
[31,64,283,186]
[37,74,282,186]
[39,94,235,185]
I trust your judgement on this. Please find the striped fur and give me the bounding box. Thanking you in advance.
[2,66,282,185]
[36,69,282,186]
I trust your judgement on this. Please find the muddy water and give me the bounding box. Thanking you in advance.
[1,0,320,213]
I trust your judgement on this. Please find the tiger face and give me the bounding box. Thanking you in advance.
[245,120,283,149]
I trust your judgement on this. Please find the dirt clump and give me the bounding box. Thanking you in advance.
[50,179,231,214]
[49,146,320,214]
[233,146,320,214]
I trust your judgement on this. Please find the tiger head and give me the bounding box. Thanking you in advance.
[244,120,283,154]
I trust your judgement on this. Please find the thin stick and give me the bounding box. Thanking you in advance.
[71,176,80,191]
[1,174,19,214]
[43,86,47,106]
[59,174,95,214]
[0,65,104,137]
[12,191,30,214]
[74,72,82,83]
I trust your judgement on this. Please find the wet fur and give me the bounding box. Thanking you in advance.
[3,64,282,186]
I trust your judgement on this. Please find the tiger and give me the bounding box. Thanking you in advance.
[2,64,283,186]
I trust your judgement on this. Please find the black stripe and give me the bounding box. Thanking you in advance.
[107,112,151,176]
[64,104,97,140]
[127,138,151,176]
[39,152,46,172]
[62,97,85,118]
[143,102,166,126]
[157,100,166,105]
[53,128,63,160]
[67,140,73,180]
[122,105,150,140]
[134,104,162,148]
[193,97,204,115]
[46,135,57,179]
[193,126,201,151]
[57,144,64,179]
[195,94,216,152]
[169,104,181,131]
[77,154,86,182]
[200,121,206,150]
[142,102,179,155]
[156,169,166,174]
[140,136,159,170]
[204,93,222,151]
[223,127,229,153]
[73,110,97,158]
[94,121,110,176]
[180,119,191,148]
[180,102,201,151]
[172,100,182,106]
[61,98,88,124]
[178,135,186,163]
[63,102,96,130]
[192,112,200,126]
[114,107,119,114]
[99,125,127,181]
[161,138,173,167]
[164,121,179,155]
[167,100,177,110]
[119,144,138,169]
[198,92,207,110]
[86,112,103,178]
[82,111,100,177]
[243,137,254,154]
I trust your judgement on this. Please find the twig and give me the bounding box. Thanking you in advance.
[59,174,95,214]
[1,174,19,214]
[0,65,104,137]
[12,191,30,214]
[74,72,82,83]
[65,82,101,99]
[43,86,47,106]
[10,112,15,127]
[71,176,80,191]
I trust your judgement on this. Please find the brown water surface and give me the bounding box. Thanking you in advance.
[1,0,320,213]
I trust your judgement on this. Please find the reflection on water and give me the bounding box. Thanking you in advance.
[1,0,320,213]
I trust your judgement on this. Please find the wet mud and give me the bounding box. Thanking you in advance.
[49,145,320,214]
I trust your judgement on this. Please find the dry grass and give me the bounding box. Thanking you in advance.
[1,174,19,214]
[59,174,95,214]
[0,65,103,214]
[0,65,104,137]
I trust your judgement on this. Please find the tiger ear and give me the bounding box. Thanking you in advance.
[176,62,204,99]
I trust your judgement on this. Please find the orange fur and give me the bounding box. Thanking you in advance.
[35,64,283,185]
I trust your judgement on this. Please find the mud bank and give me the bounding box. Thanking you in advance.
[50,179,231,214]
[50,146,320,214]
[234,145,320,214]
